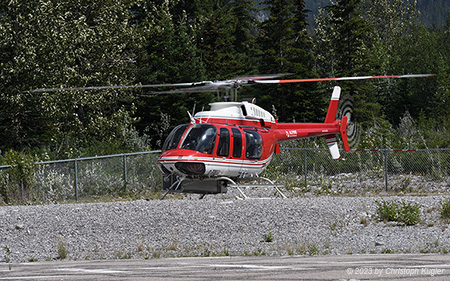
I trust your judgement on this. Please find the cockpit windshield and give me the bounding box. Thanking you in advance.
[162,124,189,152]
[180,124,217,154]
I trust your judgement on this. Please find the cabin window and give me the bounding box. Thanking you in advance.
[162,124,189,151]
[217,128,230,157]
[244,129,263,159]
[231,128,242,158]
[180,124,217,154]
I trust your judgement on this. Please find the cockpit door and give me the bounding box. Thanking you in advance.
[216,128,231,175]
[229,128,244,177]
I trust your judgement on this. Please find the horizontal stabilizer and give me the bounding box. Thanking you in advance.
[325,135,340,159]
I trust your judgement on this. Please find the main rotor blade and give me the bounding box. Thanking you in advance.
[25,74,291,93]
[26,82,197,93]
[233,73,294,81]
[25,74,435,93]
[253,74,436,84]
[145,86,221,95]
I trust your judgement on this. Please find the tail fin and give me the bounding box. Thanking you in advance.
[324,86,341,123]
[324,86,350,159]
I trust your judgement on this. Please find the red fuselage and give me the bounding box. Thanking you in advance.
[158,100,344,179]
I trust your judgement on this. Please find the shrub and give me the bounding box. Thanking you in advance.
[397,200,421,226]
[376,200,421,225]
[376,200,398,222]
[1,150,38,203]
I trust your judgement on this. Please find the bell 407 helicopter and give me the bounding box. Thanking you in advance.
[152,74,434,198]
[29,74,434,198]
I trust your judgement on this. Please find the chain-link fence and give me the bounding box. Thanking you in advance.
[0,151,161,204]
[1,148,449,203]
[264,148,450,195]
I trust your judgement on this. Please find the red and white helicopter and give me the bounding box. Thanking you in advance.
[29,74,434,198]
[149,74,434,198]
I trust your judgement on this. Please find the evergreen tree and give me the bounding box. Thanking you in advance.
[289,0,323,122]
[257,0,318,122]
[324,0,370,77]
[197,4,240,80]
[360,0,420,126]
[229,0,259,74]
[315,0,374,128]
[133,1,211,148]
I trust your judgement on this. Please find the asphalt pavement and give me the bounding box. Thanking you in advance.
[1,254,450,280]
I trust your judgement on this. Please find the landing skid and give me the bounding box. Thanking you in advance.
[160,175,185,200]
[159,174,286,200]
[228,176,286,199]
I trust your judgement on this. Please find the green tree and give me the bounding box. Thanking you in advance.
[257,0,319,122]
[229,0,259,75]
[323,0,370,76]
[361,0,422,126]
[133,1,211,148]
[314,0,376,128]
[0,0,144,157]
[197,4,241,80]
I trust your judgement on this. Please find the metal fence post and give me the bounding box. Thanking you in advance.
[123,154,127,190]
[304,148,308,190]
[20,180,24,202]
[384,150,388,192]
[74,159,78,201]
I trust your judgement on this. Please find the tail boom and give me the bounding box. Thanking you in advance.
[273,85,350,159]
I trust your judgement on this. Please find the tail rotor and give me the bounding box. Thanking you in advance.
[338,95,360,149]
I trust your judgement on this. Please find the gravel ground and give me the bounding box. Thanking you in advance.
[1,192,450,263]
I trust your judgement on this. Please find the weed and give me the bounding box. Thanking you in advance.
[252,248,266,256]
[56,236,68,260]
[400,174,412,190]
[329,220,338,231]
[397,200,421,226]
[152,252,161,259]
[137,243,145,252]
[376,200,398,222]
[120,253,132,259]
[360,217,369,226]
[201,248,211,257]
[263,229,273,243]
[286,246,294,256]
[4,245,11,263]
[167,240,178,251]
[308,243,320,256]
[376,200,421,226]
[440,198,450,221]
[297,244,307,255]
